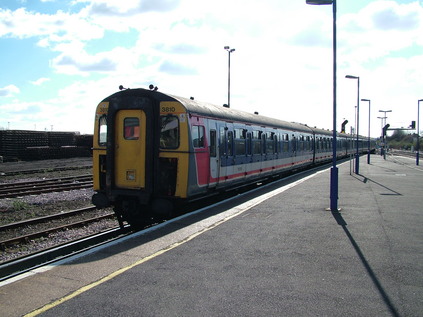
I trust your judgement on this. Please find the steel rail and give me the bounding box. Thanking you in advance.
[0,182,93,199]
[0,226,128,281]
[0,213,115,248]
[0,176,93,199]
[0,174,92,189]
[0,165,92,177]
[0,206,97,231]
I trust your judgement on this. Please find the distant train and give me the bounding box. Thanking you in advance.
[92,87,375,227]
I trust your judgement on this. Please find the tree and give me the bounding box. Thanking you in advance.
[387,130,414,150]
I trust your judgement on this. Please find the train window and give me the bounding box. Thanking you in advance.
[192,125,205,148]
[235,138,246,155]
[282,133,289,152]
[252,130,262,155]
[98,115,107,146]
[124,117,140,140]
[298,135,304,151]
[220,127,226,156]
[227,131,234,156]
[247,133,252,155]
[160,115,179,149]
[266,133,274,154]
[274,135,278,153]
[234,128,246,139]
[210,130,216,157]
[234,128,246,155]
[253,139,261,155]
[292,136,297,152]
[266,132,271,140]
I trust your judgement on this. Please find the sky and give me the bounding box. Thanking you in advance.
[0,0,422,137]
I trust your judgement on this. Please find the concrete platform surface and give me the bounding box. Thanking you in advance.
[0,154,422,317]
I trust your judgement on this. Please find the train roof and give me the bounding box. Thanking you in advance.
[170,94,317,134]
[104,88,346,137]
[169,94,341,137]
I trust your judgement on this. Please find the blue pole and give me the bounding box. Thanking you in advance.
[330,0,338,211]
[355,78,360,174]
[417,100,422,165]
[306,0,338,211]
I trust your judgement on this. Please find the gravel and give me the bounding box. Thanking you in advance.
[0,157,120,264]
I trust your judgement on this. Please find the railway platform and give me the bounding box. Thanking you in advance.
[1,154,422,316]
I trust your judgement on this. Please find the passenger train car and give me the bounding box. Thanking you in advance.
[92,87,375,227]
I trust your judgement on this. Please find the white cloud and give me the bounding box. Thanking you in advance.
[339,1,423,63]
[52,53,117,74]
[1,0,422,136]
[84,0,181,16]
[0,85,20,97]
[30,77,50,86]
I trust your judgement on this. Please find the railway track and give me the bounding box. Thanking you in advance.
[0,175,93,199]
[389,149,421,159]
[0,206,115,249]
[0,226,127,281]
[0,165,91,177]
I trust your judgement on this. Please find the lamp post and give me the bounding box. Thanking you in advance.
[346,75,360,174]
[224,46,235,108]
[417,99,423,165]
[379,110,392,159]
[361,98,371,164]
[377,116,386,155]
[306,0,338,211]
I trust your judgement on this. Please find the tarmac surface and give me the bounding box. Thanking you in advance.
[1,154,422,317]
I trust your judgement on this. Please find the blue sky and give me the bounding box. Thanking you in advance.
[1,0,422,136]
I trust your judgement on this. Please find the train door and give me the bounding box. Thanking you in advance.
[218,123,234,185]
[191,124,210,187]
[114,110,146,189]
[208,128,219,186]
[218,125,227,185]
[291,134,297,164]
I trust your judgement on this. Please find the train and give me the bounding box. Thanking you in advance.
[92,87,375,228]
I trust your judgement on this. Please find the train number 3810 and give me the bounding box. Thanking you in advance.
[161,106,176,113]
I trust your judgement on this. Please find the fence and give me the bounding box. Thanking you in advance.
[0,130,92,161]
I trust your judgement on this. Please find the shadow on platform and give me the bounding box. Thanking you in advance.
[351,173,402,196]
[331,210,400,317]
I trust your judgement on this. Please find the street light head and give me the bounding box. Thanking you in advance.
[419,99,423,102]
[361,99,370,102]
[306,0,333,4]
[345,75,359,79]
[230,48,235,53]
[224,46,230,50]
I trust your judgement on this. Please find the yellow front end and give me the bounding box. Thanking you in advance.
[93,101,108,192]
[159,101,190,198]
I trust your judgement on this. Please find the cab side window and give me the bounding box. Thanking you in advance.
[192,125,205,148]
[99,115,107,146]
[160,115,179,148]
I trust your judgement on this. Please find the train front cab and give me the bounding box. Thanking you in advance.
[92,92,190,226]
[92,98,152,226]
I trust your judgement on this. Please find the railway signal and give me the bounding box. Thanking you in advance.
[341,120,348,133]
